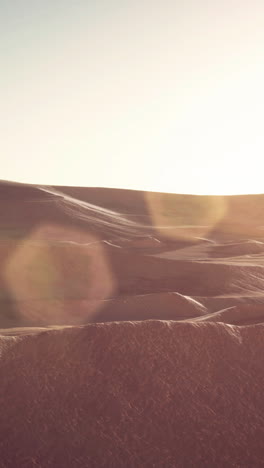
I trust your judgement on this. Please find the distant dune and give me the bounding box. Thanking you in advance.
[191,303,264,325]
[1,180,264,466]
[210,240,264,257]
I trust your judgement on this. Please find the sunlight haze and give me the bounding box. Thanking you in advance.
[1,0,264,194]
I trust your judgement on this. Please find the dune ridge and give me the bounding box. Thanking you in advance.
[190,303,264,325]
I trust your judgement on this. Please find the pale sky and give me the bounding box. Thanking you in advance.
[1,0,264,194]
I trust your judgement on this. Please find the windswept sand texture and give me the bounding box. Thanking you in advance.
[1,322,264,467]
[1,180,264,467]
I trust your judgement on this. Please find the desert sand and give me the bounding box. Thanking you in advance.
[1,180,264,467]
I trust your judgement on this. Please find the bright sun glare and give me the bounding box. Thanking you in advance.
[1,1,264,195]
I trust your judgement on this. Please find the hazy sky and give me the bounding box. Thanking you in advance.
[2,0,264,194]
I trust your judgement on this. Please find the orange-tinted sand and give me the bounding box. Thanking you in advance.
[1,180,264,467]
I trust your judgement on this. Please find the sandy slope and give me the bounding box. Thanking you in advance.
[189,303,264,325]
[1,181,264,466]
[1,181,264,327]
[1,321,264,467]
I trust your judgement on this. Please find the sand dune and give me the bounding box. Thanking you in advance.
[2,237,264,327]
[190,303,264,325]
[1,180,264,329]
[1,321,264,467]
[210,240,264,257]
[2,180,264,466]
[95,292,207,322]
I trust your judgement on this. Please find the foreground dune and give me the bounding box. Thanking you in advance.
[1,321,264,467]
